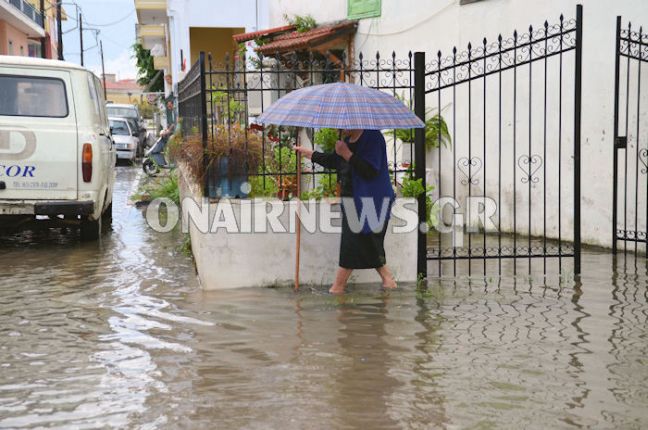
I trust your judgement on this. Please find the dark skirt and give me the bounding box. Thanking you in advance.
[339,210,388,269]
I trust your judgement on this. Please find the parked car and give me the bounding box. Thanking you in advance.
[109,117,138,162]
[0,56,115,240]
[106,103,146,156]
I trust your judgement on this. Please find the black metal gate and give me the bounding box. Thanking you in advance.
[416,5,583,278]
[612,16,648,255]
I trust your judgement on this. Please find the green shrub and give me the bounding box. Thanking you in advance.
[314,128,339,153]
[400,172,436,227]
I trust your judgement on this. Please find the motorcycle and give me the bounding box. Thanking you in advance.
[142,130,174,176]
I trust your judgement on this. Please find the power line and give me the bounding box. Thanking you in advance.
[66,9,135,27]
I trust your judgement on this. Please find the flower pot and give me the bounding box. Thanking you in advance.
[208,157,249,199]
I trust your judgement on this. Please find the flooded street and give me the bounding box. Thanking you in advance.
[0,166,647,429]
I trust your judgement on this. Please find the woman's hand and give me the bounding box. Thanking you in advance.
[335,140,353,161]
[294,146,313,160]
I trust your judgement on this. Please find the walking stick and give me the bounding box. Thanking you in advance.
[295,130,302,290]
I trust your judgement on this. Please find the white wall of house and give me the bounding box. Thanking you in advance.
[167,0,270,87]
[267,0,648,249]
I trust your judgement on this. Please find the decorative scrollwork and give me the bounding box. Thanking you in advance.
[457,157,482,185]
[639,148,648,174]
[424,14,578,91]
[518,154,543,185]
[428,244,573,259]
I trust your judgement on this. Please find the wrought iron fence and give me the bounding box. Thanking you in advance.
[613,16,648,256]
[177,50,417,201]
[176,5,584,280]
[420,5,582,277]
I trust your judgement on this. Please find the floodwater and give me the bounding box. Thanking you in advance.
[1,166,647,429]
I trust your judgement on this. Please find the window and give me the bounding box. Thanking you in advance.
[348,0,381,19]
[28,43,41,58]
[109,119,130,136]
[0,75,69,117]
[8,41,13,55]
[106,106,138,119]
[87,74,101,117]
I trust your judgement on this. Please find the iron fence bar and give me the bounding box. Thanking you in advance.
[573,4,583,275]
[613,16,622,255]
[414,51,427,280]
[427,253,575,261]
[199,52,209,198]
[558,14,564,271]
[482,38,487,274]
[467,42,473,276]
[437,50,442,275]
[497,37,502,276]
[636,27,643,255]
[528,25,533,275]
[513,30,518,275]
[624,24,632,255]
[543,21,549,274]
[452,47,458,277]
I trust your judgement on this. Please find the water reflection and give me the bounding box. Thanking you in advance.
[0,167,647,428]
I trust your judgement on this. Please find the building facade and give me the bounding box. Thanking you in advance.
[0,0,64,58]
[134,0,270,95]
[259,0,648,249]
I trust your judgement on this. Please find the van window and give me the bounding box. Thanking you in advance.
[87,74,101,118]
[0,75,68,118]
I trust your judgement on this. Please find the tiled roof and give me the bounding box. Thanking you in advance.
[233,25,296,43]
[256,20,358,55]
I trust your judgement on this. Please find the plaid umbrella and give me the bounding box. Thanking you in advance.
[257,82,425,130]
[256,82,424,291]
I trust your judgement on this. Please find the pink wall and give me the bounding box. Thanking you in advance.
[0,20,31,56]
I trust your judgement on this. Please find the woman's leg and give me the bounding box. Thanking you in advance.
[330,267,353,294]
[376,265,397,289]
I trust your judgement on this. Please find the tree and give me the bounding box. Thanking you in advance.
[132,43,163,92]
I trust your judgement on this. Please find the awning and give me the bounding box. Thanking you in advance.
[234,20,358,56]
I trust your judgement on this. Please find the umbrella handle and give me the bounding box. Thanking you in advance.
[295,132,302,290]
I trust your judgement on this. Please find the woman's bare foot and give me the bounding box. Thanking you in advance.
[376,265,397,289]
[382,278,397,289]
[329,283,346,294]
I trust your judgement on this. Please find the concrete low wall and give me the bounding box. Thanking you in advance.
[178,165,418,290]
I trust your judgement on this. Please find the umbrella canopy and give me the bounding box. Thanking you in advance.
[256,82,425,130]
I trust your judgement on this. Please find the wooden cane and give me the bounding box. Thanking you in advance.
[295,131,301,290]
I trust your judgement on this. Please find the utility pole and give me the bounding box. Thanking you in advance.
[79,12,84,66]
[56,1,63,60]
[100,40,107,99]
[39,0,46,58]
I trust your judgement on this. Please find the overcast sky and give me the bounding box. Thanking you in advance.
[61,0,138,80]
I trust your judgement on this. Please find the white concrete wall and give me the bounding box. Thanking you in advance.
[266,0,648,248]
[178,165,418,289]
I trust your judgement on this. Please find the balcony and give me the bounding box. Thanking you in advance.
[135,0,167,25]
[0,0,45,37]
[153,56,169,70]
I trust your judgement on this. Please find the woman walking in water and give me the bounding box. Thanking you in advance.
[295,129,397,294]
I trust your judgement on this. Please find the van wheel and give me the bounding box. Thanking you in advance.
[102,203,113,228]
[80,217,101,241]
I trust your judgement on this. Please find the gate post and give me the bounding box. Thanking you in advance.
[199,51,209,197]
[574,5,583,274]
[414,51,427,280]
[612,15,622,255]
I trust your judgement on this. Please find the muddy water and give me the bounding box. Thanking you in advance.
[1,166,647,429]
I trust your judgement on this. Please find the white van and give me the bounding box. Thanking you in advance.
[0,56,115,240]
